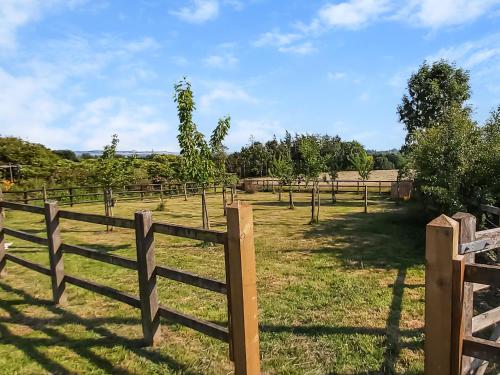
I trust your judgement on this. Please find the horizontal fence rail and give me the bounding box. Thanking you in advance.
[0,198,261,374]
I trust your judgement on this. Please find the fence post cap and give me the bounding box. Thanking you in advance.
[427,214,457,228]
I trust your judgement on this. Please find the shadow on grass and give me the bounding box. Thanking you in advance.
[295,202,425,374]
[0,282,202,375]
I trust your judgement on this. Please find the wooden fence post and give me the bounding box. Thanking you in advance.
[226,202,260,375]
[357,181,360,194]
[69,188,74,207]
[451,213,475,375]
[364,185,368,214]
[44,201,67,305]
[23,190,28,204]
[425,214,459,375]
[134,210,161,346]
[379,181,382,195]
[0,191,6,277]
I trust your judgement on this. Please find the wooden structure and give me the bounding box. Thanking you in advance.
[0,198,261,374]
[425,212,500,374]
[391,181,413,200]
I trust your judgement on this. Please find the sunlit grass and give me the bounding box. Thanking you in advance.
[0,190,425,374]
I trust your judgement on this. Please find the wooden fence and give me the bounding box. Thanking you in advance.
[1,182,231,207]
[425,209,500,374]
[0,198,261,374]
[243,178,412,195]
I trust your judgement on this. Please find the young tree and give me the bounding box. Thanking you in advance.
[349,150,374,181]
[174,78,230,229]
[271,155,295,209]
[398,60,471,151]
[93,134,135,230]
[299,136,325,223]
[210,116,231,215]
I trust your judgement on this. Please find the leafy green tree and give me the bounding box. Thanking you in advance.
[93,134,135,229]
[398,60,471,150]
[271,154,295,209]
[174,78,230,229]
[409,107,481,215]
[299,136,325,223]
[349,150,374,181]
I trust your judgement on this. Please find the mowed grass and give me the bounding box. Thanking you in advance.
[0,190,426,374]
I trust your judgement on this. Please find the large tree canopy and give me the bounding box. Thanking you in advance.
[398,60,471,150]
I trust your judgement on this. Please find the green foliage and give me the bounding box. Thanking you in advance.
[398,60,471,150]
[349,150,374,181]
[271,155,294,186]
[173,78,230,187]
[93,134,135,189]
[144,154,175,184]
[409,107,481,215]
[53,149,79,162]
[298,136,325,181]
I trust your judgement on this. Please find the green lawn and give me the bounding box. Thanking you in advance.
[0,190,426,374]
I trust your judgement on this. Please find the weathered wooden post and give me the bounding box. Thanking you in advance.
[140,185,145,201]
[0,190,6,277]
[357,181,360,194]
[336,180,339,193]
[379,181,382,195]
[42,185,47,202]
[451,213,475,375]
[44,201,67,305]
[134,210,161,346]
[23,190,28,204]
[425,214,459,374]
[226,202,260,375]
[364,185,368,213]
[69,188,74,207]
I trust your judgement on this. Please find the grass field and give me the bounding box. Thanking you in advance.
[0,189,426,374]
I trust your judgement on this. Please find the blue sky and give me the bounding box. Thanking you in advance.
[1,0,499,152]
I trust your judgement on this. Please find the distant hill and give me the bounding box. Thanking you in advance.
[74,150,178,158]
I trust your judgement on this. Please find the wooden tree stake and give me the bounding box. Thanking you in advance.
[44,201,67,305]
[226,201,260,375]
[0,191,6,277]
[134,210,161,346]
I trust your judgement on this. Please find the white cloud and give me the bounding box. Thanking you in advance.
[171,0,219,24]
[253,29,302,47]
[318,0,392,29]
[203,53,238,68]
[226,119,285,148]
[199,82,257,112]
[0,0,88,50]
[71,97,173,150]
[328,72,347,80]
[278,42,316,55]
[398,0,500,29]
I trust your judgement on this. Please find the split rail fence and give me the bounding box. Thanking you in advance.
[425,208,500,374]
[1,182,232,207]
[0,198,261,374]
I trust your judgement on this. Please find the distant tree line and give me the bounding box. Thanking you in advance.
[227,134,405,178]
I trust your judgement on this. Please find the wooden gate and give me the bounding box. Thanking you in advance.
[425,212,500,374]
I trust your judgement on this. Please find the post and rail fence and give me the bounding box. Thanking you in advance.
[425,209,500,374]
[0,194,261,374]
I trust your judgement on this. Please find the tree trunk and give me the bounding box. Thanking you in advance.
[222,186,227,216]
[201,188,210,229]
[331,180,336,203]
[310,186,316,224]
[184,183,188,201]
[289,183,294,209]
[316,182,320,223]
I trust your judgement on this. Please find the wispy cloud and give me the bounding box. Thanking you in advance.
[199,81,257,112]
[317,0,391,29]
[170,0,219,24]
[396,0,500,29]
[226,119,285,148]
[328,72,347,80]
[203,53,238,68]
[278,42,316,55]
[0,0,88,50]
